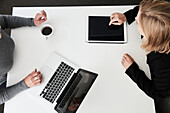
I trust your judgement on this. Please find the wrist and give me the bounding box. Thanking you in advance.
[123,14,127,22]
[23,78,30,88]
[24,78,30,88]
[33,18,37,26]
[125,62,138,74]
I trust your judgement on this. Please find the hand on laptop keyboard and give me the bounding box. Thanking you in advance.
[24,69,42,87]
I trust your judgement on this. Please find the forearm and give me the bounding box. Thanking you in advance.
[124,6,139,25]
[125,62,149,82]
[0,15,35,29]
[125,62,154,98]
[0,79,29,104]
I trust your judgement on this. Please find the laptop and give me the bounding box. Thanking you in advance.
[28,52,98,113]
[86,15,127,43]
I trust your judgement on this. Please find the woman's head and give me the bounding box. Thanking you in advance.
[136,0,170,54]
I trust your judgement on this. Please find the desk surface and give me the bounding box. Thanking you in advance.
[5,6,154,113]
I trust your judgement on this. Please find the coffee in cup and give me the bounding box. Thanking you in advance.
[40,24,53,39]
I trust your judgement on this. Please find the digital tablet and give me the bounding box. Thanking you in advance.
[86,15,127,43]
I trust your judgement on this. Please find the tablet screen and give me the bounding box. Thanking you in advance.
[88,16,124,41]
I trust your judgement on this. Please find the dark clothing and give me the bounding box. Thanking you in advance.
[124,6,139,25]
[0,81,6,90]
[124,6,170,113]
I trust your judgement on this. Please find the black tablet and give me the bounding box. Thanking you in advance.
[86,16,127,43]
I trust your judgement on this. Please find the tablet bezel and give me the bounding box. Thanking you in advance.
[86,15,128,44]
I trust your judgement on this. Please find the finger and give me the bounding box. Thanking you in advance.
[32,75,42,83]
[110,13,119,19]
[111,16,120,22]
[110,20,122,25]
[41,10,45,14]
[112,22,122,25]
[124,53,130,58]
[122,58,125,62]
[41,10,47,17]
[126,54,133,59]
[32,77,40,83]
[109,19,115,25]
[36,74,42,81]
[33,71,41,75]
[110,13,116,20]
[38,73,43,79]
[31,71,41,77]
[36,11,47,20]
[40,10,47,20]
[123,56,127,60]
[34,82,41,86]
[42,14,47,20]
[109,21,112,26]
[124,54,133,62]
[36,14,46,21]
[42,17,47,21]
[121,59,124,63]
[39,15,46,21]
[121,60,124,65]
[109,19,117,26]
[39,74,43,79]
[122,57,126,62]
[122,55,125,60]
[38,20,45,25]
[34,79,41,83]
[30,69,37,75]
[124,54,130,60]
[34,69,37,72]
[121,60,124,64]
[109,19,121,26]
[123,54,126,57]
[38,19,46,24]
[32,76,39,81]
[38,71,41,74]
[34,76,42,83]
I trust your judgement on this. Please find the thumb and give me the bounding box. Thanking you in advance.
[38,19,46,24]
[112,22,122,25]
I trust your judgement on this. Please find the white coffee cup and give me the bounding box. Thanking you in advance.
[40,24,53,40]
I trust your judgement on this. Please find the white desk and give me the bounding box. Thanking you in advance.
[4,6,155,113]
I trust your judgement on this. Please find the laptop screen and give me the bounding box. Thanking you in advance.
[88,16,125,41]
[55,69,98,113]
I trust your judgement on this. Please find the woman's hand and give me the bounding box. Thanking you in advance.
[121,54,134,70]
[34,10,47,26]
[109,13,126,26]
[24,69,42,87]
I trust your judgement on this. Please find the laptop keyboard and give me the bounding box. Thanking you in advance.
[40,62,75,103]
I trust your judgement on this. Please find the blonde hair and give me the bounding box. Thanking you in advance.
[139,0,170,54]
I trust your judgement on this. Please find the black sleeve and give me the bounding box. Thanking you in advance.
[124,6,139,25]
[125,62,154,99]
